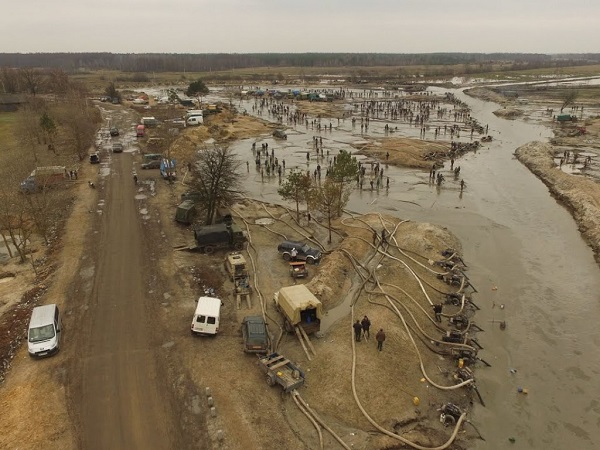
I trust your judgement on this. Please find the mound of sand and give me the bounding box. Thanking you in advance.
[493,107,524,119]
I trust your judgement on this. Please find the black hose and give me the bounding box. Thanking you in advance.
[465,421,485,441]
[473,385,485,407]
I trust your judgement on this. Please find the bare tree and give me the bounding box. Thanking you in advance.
[56,91,101,160]
[19,68,44,96]
[189,146,244,225]
[560,89,579,113]
[46,68,71,95]
[0,67,20,93]
[0,187,34,264]
[23,187,68,245]
[13,101,46,162]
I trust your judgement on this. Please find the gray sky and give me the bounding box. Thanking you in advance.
[2,0,599,53]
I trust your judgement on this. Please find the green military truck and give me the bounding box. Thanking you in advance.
[193,223,246,254]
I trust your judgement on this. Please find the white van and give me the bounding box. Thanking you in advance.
[28,304,62,357]
[187,116,204,126]
[191,296,222,335]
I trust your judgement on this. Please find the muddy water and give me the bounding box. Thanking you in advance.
[226,89,600,448]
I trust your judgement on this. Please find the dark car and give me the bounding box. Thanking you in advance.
[112,143,123,153]
[141,160,161,169]
[241,316,268,353]
[89,154,100,164]
[110,127,119,136]
[277,240,321,264]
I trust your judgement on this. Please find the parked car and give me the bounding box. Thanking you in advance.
[141,159,161,169]
[89,154,100,164]
[112,143,123,153]
[277,240,321,264]
[110,127,119,136]
[241,316,268,353]
[272,129,287,139]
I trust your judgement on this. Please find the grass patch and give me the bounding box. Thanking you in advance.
[0,112,18,149]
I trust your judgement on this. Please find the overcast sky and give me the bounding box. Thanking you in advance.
[2,0,599,53]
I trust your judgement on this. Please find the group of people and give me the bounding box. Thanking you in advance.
[353,316,386,351]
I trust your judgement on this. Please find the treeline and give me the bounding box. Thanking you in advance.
[1,52,599,73]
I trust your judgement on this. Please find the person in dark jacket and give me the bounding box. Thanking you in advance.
[353,320,363,342]
[361,316,371,339]
[375,329,386,351]
[433,304,443,322]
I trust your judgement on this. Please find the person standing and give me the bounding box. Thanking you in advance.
[290,248,298,261]
[353,320,363,342]
[361,316,371,339]
[433,304,443,322]
[375,328,386,351]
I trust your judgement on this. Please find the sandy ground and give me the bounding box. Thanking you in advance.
[353,137,451,169]
[0,102,482,450]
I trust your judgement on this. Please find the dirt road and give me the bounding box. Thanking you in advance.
[69,150,175,448]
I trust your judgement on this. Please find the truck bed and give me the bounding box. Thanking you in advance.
[259,353,305,392]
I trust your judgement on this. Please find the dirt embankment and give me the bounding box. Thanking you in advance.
[465,87,509,105]
[465,87,524,120]
[515,141,600,262]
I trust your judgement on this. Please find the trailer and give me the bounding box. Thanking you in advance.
[258,352,305,392]
[20,166,67,193]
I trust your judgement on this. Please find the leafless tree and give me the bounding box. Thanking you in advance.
[0,67,20,93]
[13,100,46,162]
[23,187,69,245]
[46,68,71,95]
[56,91,101,160]
[560,89,579,113]
[19,68,44,96]
[189,145,244,225]
[0,185,34,264]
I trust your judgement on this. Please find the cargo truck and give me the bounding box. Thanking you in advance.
[193,222,246,254]
[274,285,322,335]
[20,166,67,193]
